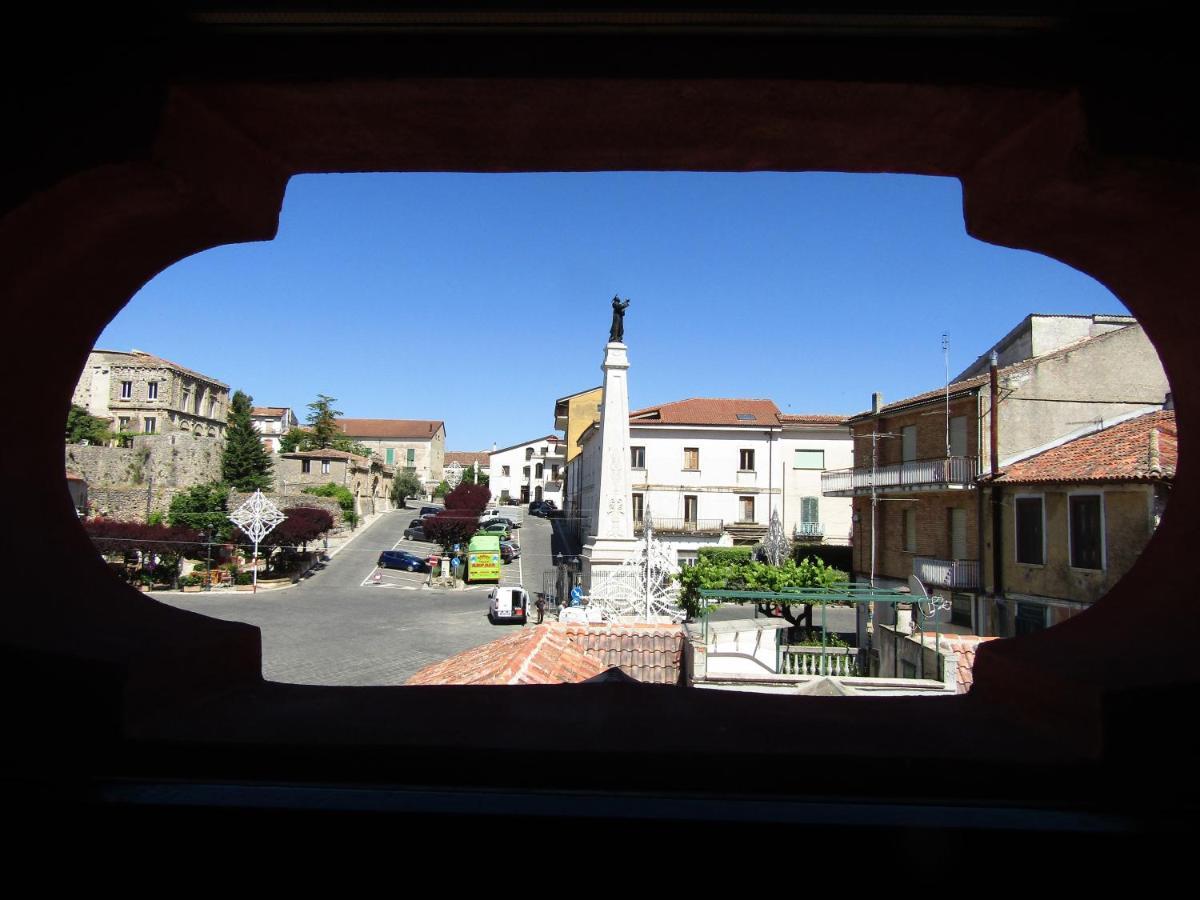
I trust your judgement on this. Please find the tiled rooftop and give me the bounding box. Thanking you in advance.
[630,398,782,427]
[914,634,1001,693]
[405,623,686,686]
[444,451,490,467]
[996,410,1176,484]
[336,418,444,439]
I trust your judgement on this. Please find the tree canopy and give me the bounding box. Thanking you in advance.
[444,482,490,515]
[221,390,274,491]
[676,551,847,619]
[390,469,423,506]
[305,394,342,449]
[423,512,480,553]
[65,404,114,445]
[167,481,232,538]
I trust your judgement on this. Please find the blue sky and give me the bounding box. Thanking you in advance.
[96,172,1129,450]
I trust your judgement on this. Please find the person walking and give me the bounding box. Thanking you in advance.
[535,594,546,624]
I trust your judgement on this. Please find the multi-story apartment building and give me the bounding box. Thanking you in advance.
[490,436,566,506]
[250,406,298,453]
[569,398,852,567]
[824,317,1169,636]
[554,386,603,518]
[72,349,230,440]
[334,419,446,492]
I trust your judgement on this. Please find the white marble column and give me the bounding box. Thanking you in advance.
[581,342,640,587]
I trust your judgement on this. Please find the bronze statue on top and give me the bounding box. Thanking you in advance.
[609,295,631,343]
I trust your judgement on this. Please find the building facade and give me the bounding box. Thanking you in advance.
[824,318,1170,636]
[443,450,491,482]
[489,435,566,506]
[334,419,446,491]
[251,406,299,453]
[985,409,1174,636]
[570,398,852,567]
[72,349,230,440]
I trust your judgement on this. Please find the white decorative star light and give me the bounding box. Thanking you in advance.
[444,461,463,490]
[228,490,287,544]
[589,514,687,623]
[761,509,791,567]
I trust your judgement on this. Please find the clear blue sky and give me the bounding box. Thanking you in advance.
[97,172,1129,450]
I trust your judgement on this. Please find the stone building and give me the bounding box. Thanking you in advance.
[985,408,1175,636]
[334,419,445,492]
[72,349,230,440]
[275,448,396,517]
[824,317,1170,637]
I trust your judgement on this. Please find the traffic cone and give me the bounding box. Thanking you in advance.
[373,571,381,584]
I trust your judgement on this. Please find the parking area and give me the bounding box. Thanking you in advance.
[361,507,530,593]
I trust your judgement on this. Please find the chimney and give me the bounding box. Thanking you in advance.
[871,392,883,414]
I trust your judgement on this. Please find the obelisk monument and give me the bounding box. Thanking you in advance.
[581,296,640,589]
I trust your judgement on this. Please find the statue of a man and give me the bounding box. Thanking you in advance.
[609,295,631,343]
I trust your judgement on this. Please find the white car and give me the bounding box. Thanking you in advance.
[488,586,528,624]
[478,507,502,522]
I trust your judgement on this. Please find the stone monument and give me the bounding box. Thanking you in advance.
[581,297,640,589]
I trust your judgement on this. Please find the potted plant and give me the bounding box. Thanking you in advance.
[234,571,255,591]
[179,573,204,592]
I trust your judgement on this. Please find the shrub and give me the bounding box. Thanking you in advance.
[422,511,480,552]
[444,482,490,515]
[302,482,356,524]
[234,571,254,585]
[179,573,204,588]
[792,543,852,573]
[698,546,753,566]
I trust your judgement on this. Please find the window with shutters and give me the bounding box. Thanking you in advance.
[1069,494,1104,570]
[683,447,699,470]
[1015,496,1045,565]
[739,448,755,471]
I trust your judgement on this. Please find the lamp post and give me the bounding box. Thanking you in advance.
[228,490,286,594]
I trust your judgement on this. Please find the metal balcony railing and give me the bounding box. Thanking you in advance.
[634,517,723,535]
[913,557,980,589]
[793,522,824,539]
[821,456,978,496]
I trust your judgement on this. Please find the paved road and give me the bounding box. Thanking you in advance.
[156,507,553,686]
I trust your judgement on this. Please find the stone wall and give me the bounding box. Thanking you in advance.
[65,431,223,490]
[86,486,175,521]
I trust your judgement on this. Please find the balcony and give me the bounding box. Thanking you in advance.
[634,517,723,536]
[913,557,980,589]
[821,456,978,497]
[793,522,824,540]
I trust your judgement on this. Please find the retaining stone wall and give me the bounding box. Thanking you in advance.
[65,432,223,490]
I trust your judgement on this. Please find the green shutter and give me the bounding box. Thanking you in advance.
[386,448,394,464]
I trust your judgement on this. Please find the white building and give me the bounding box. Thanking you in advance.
[489,435,566,507]
[568,398,851,567]
[250,406,298,453]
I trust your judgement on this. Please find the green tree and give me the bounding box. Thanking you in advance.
[279,427,311,454]
[65,404,114,445]
[676,552,846,620]
[167,481,232,538]
[306,394,343,449]
[221,390,274,491]
[390,470,423,507]
[432,480,450,498]
[461,464,490,487]
[302,482,358,527]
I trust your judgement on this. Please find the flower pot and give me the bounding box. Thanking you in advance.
[182,585,202,592]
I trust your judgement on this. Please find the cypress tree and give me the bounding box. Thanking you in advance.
[221,390,274,491]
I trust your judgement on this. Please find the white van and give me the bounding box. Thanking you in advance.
[488,586,528,624]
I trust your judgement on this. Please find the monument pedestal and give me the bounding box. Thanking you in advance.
[581,341,638,591]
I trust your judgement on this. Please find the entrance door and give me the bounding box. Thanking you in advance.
[520,486,530,504]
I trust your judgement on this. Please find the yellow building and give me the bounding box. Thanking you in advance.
[553,386,602,463]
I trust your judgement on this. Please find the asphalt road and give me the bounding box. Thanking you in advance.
[157,506,554,686]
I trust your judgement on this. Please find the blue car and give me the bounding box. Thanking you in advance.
[378,550,430,572]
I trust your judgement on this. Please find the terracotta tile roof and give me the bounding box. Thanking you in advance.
[848,327,1133,421]
[404,623,686,686]
[995,410,1176,484]
[558,623,686,685]
[99,349,229,388]
[491,435,562,456]
[65,472,86,482]
[281,448,367,463]
[405,626,608,685]
[777,413,849,425]
[251,406,290,417]
[336,418,444,439]
[444,451,490,468]
[630,398,782,427]
[914,633,1000,693]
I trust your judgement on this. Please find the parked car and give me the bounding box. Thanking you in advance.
[488,586,528,624]
[377,550,430,572]
[528,504,550,518]
[500,540,520,563]
[408,518,424,529]
[480,517,520,531]
[478,507,501,521]
[419,506,442,517]
[476,522,510,539]
[403,524,429,541]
